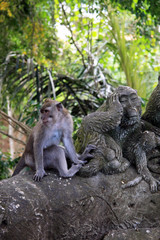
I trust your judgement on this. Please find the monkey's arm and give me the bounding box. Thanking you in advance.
[141,120,160,137]
[63,133,84,164]
[33,138,47,181]
[12,153,26,176]
[84,94,123,133]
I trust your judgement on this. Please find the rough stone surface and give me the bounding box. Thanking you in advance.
[103,228,160,240]
[0,167,160,240]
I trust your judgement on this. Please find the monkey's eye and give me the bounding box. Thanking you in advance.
[131,97,137,101]
[130,94,137,101]
[119,97,127,103]
[45,110,49,113]
[49,115,53,118]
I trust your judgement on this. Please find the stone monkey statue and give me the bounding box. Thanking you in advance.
[142,76,160,127]
[141,75,160,175]
[75,86,160,192]
[141,76,160,140]
[75,86,141,176]
[122,130,160,192]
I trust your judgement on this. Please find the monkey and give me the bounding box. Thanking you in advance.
[141,75,160,138]
[122,130,160,192]
[12,99,90,181]
[140,75,160,178]
[75,86,139,177]
[75,86,160,192]
[142,76,160,128]
[140,75,160,157]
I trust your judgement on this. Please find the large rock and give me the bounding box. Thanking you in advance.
[104,228,160,240]
[0,167,160,240]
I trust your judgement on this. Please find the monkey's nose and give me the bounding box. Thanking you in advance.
[42,118,48,123]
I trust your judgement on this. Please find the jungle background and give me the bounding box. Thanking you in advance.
[0,0,159,180]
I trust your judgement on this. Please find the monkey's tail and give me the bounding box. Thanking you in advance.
[122,176,142,189]
[12,154,26,176]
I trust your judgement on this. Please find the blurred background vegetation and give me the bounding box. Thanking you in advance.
[0,0,160,179]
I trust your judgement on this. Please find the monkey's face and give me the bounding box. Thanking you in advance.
[141,131,160,151]
[40,106,55,126]
[116,86,141,127]
[40,101,63,126]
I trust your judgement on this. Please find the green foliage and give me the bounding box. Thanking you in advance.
[0,152,19,180]
[106,6,158,99]
[1,53,108,125]
[0,0,160,180]
[110,0,160,25]
[0,0,58,66]
[0,0,159,123]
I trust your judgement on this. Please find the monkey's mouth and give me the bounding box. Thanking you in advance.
[43,121,49,124]
[120,116,140,127]
[42,120,51,126]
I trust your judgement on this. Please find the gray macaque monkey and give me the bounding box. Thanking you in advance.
[12,99,91,181]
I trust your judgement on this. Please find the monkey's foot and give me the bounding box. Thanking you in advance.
[119,158,130,173]
[60,164,82,178]
[33,169,48,181]
[149,178,160,193]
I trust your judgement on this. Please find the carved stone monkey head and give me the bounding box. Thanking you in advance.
[115,86,142,127]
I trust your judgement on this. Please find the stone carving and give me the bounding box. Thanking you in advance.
[75,84,160,192]
[122,130,160,191]
[141,75,160,175]
[142,76,160,127]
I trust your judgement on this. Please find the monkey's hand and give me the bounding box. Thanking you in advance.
[149,178,160,193]
[79,144,96,162]
[109,93,123,125]
[33,169,47,181]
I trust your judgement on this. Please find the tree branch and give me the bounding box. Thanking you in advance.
[57,74,87,115]
[0,110,31,136]
[0,129,26,146]
[60,3,86,68]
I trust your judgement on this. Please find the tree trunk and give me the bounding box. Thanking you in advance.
[0,167,160,240]
[7,97,14,159]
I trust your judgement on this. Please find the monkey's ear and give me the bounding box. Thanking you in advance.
[44,98,52,103]
[56,102,63,111]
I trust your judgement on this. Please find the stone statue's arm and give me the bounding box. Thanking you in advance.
[141,120,160,137]
[84,93,123,133]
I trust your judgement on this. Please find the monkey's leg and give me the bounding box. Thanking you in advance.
[136,151,160,192]
[63,144,95,164]
[102,138,130,174]
[44,145,82,178]
[25,154,36,170]
[56,152,82,178]
[60,164,82,178]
